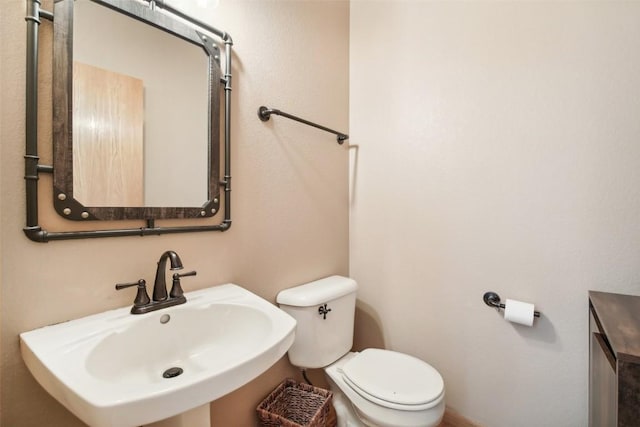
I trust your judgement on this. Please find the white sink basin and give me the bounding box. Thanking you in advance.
[20,284,296,427]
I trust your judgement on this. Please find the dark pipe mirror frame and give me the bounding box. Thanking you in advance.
[23,0,233,241]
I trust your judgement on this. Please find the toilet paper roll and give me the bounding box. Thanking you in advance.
[504,299,535,327]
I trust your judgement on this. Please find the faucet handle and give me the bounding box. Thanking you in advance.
[170,271,196,298]
[115,279,151,308]
[175,271,197,278]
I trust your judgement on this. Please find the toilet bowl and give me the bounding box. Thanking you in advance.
[276,276,445,427]
[325,351,444,427]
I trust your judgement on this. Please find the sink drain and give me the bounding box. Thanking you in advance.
[162,367,183,379]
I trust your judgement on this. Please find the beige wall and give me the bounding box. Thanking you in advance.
[0,1,348,426]
[350,2,640,426]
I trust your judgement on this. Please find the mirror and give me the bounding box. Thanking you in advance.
[52,0,222,220]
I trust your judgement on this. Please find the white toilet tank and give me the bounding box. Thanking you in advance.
[276,276,358,369]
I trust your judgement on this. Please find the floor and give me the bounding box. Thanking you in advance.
[438,409,479,427]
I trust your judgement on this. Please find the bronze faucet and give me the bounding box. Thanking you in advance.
[116,250,196,314]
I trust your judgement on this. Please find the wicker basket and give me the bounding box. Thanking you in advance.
[257,378,334,427]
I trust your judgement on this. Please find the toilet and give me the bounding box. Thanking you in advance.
[276,276,445,427]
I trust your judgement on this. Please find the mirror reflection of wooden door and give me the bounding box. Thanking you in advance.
[73,61,144,207]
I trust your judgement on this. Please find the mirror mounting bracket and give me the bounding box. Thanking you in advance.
[197,31,220,61]
[23,0,233,242]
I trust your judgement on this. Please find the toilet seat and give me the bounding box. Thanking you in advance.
[341,349,444,411]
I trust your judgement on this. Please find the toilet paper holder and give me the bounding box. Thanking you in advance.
[483,292,540,318]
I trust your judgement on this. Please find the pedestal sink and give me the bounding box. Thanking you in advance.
[20,284,296,427]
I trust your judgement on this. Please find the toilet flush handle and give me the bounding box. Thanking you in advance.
[318,304,332,320]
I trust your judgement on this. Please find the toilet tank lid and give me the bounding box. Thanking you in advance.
[277,276,358,307]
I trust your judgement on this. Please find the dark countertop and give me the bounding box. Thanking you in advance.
[590,290,640,362]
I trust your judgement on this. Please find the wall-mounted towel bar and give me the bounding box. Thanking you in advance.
[258,106,348,145]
